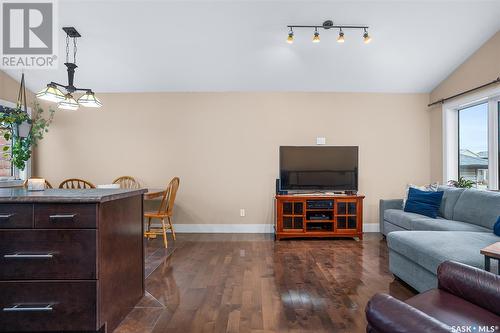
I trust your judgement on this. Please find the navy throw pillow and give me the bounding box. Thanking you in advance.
[404,187,444,219]
[494,217,500,237]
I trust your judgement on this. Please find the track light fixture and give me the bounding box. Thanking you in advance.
[286,20,371,44]
[312,28,320,43]
[287,28,294,44]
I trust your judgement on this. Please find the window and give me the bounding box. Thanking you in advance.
[458,103,489,189]
[442,87,500,190]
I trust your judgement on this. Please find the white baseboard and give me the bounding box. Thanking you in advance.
[173,224,274,233]
[166,223,380,233]
[363,223,380,232]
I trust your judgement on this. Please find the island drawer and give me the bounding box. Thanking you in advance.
[34,203,97,229]
[0,280,97,332]
[0,204,33,229]
[0,230,96,280]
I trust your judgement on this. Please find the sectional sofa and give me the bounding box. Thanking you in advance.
[380,186,500,292]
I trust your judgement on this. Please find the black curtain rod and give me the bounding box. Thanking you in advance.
[428,76,500,107]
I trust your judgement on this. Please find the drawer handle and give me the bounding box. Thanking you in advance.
[3,253,54,259]
[49,214,77,221]
[0,213,15,220]
[3,304,53,312]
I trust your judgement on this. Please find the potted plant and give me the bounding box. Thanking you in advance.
[0,102,55,172]
[448,176,476,189]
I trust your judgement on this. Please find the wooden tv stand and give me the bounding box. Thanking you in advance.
[275,194,365,240]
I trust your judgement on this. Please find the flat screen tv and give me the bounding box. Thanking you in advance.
[279,146,358,191]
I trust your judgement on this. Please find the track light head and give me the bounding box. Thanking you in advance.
[312,29,320,43]
[363,29,372,44]
[337,29,345,43]
[287,30,294,44]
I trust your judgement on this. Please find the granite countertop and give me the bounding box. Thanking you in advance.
[0,188,148,203]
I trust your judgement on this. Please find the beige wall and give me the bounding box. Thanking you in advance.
[34,92,431,227]
[429,31,500,183]
[0,70,31,104]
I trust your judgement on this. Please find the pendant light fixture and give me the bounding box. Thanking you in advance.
[36,27,102,110]
[285,20,371,44]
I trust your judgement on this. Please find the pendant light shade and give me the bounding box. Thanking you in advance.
[58,94,79,111]
[36,83,65,103]
[77,91,102,108]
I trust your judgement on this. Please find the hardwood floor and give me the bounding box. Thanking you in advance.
[114,233,415,333]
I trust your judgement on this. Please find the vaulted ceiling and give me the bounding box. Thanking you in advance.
[5,0,500,93]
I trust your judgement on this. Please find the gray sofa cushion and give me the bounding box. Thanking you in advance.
[411,218,491,232]
[384,209,428,230]
[453,189,500,229]
[387,231,500,274]
[437,186,465,220]
[383,221,408,234]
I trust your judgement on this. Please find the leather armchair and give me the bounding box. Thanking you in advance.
[365,261,500,333]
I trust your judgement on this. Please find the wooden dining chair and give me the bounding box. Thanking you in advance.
[144,177,180,248]
[23,177,53,189]
[112,176,141,189]
[59,178,96,189]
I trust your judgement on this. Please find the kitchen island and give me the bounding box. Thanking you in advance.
[0,188,147,333]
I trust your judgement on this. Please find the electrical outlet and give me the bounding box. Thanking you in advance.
[240,209,245,217]
[316,137,326,145]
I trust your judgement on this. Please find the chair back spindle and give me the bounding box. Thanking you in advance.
[59,178,96,189]
[113,176,140,189]
[158,177,180,215]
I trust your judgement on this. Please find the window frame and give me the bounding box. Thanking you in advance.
[442,85,500,190]
[0,98,31,187]
[457,101,489,188]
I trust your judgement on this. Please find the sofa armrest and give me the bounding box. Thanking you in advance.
[379,199,403,235]
[365,293,451,333]
[438,260,500,316]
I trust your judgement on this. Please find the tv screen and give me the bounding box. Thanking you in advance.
[280,146,358,191]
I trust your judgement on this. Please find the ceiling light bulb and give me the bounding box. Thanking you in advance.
[312,30,320,43]
[77,91,103,108]
[58,93,79,111]
[363,30,372,44]
[287,32,294,44]
[36,83,65,103]
[337,30,345,43]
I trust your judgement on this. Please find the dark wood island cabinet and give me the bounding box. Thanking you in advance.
[0,188,147,333]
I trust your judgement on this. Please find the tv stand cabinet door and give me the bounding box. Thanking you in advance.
[277,199,304,233]
[335,199,359,232]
